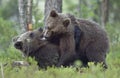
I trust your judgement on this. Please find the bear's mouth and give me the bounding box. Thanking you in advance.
[14,41,23,50]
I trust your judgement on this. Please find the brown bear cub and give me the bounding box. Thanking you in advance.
[42,10,109,68]
[13,28,59,68]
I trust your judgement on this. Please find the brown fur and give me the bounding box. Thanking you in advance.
[42,10,78,66]
[43,10,109,68]
[13,28,59,68]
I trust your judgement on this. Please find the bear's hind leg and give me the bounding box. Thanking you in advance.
[85,45,108,69]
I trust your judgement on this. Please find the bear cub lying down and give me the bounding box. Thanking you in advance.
[13,28,59,68]
[13,27,80,68]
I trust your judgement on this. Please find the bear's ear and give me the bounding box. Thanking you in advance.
[63,18,70,27]
[50,10,58,17]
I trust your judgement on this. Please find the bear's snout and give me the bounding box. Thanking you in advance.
[42,29,50,40]
[14,41,23,50]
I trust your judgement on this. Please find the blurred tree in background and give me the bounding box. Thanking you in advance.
[101,0,109,27]
[18,0,33,32]
[0,0,119,31]
[44,0,62,26]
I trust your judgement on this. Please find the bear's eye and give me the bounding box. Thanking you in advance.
[29,32,34,38]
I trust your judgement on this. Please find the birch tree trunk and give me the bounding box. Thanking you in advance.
[44,0,62,26]
[18,0,33,33]
[18,0,27,32]
[26,0,33,31]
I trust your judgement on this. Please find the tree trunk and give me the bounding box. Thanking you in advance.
[18,0,33,33]
[26,0,33,31]
[18,0,27,32]
[101,0,109,27]
[44,0,62,26]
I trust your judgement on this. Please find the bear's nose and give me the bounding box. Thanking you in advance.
[14,41,23,50]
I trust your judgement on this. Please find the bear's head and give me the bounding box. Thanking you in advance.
[13,28,45,56]
[42,10,71,40]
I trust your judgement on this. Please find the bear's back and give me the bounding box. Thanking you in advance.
[76,19,109,53]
